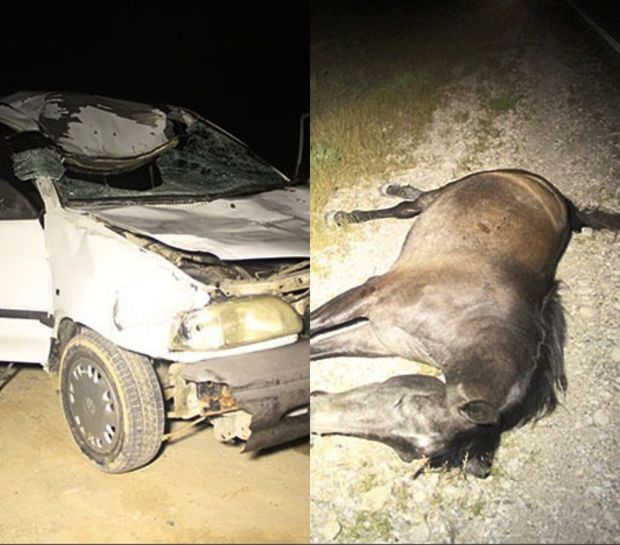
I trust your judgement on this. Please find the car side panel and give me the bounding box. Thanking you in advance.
[0,220,52,363]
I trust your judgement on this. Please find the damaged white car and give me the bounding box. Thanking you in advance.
[0,91,309,472]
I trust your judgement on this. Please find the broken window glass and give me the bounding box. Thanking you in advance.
[51,119,289,204]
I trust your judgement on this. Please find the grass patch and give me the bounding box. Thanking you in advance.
[393,482,411,511]
[486,91,521,113]
[470,497,485,517]
[311,139,342,171]
[311,2,531,255]
[457,67,522,173]
[310,4,483,254]
[357,473,379,494]
[488,463,503,478]
[342,511,393,543]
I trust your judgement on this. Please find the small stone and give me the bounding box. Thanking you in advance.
[411,487,427,505]
[505,456,520,474]
[587,484,604,497]
[593,409,610,427]
[323,519,341,541]
[611,345,620,363]
[165,520,175,527]
[582,415,594,427]
[603,512,618,527]
[591,462,605,474]
[361,485,391,511]
[581,227,594,238]
[408,522,430,542]
[578,306,596,319]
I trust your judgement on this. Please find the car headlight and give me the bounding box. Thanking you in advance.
[169,295,303,351]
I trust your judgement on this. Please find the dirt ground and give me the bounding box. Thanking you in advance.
[0,364,309,544]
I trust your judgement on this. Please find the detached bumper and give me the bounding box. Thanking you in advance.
[181,338,309,452]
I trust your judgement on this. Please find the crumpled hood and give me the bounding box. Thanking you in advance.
[76,186,309,260]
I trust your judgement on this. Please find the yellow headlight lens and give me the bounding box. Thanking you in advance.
[169,295,302,351]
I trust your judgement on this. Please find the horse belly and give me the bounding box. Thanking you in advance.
[396,174,570,276]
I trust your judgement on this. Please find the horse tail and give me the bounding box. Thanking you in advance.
[568,201,620,232]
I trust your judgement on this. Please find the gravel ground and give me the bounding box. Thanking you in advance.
[310,2,620,543]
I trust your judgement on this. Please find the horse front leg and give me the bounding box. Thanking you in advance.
[310,320,395,360]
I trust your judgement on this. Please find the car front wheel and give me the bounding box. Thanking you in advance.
[59,329,164,473]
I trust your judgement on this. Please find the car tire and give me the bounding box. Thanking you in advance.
[59,329,165,473]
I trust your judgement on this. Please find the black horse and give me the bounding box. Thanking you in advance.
[310,169,620,477]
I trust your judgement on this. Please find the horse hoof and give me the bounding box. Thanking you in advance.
[381,182,422,200]
[325,211,349,226]
[380,181,398,197]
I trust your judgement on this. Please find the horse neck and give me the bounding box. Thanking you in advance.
[443,319,542,410]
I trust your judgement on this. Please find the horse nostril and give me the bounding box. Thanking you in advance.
[466,457,492,479]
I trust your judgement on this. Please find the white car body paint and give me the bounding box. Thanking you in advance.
[0,219,52,362]
[0,219,52,311]
[79,185,310,260]
[0,319,52,363]
[35,178,302,364]
[0,91,173,160]
[0,91,46,132]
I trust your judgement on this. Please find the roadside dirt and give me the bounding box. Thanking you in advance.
[0,364,309,544]
[311,1,620,543]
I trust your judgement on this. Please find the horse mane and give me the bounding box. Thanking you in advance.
[427,281,567,477]
[501,280,567,430]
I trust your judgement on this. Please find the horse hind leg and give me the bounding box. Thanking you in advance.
[311,374,502,478]
[329,200,424,226]
[329,186,443,226]
[380,181,424,200]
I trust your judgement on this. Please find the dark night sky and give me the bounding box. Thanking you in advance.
[2,5,308,179]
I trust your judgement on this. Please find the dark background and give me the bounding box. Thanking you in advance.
[1,5,308,180]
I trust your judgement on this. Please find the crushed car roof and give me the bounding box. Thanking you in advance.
[0,91,190,172]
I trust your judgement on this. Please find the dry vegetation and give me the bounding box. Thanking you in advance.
[310,0,525,254]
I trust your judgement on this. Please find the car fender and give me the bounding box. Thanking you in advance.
[44,202,214,361]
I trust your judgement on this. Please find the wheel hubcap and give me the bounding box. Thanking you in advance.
[67,359,120,453]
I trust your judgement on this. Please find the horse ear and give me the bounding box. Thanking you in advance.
[458,400,499,425]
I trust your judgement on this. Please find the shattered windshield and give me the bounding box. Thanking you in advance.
[54,120,289,203]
